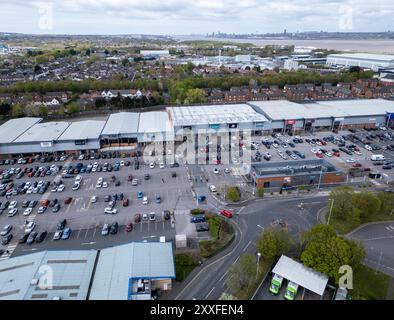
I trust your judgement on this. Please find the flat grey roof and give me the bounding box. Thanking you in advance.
[249,99,394,120]
[14,121,70,143]
[89,242,175,300]
[138,112,172,133]
[327,53,394,63]
[0,250,97,300]
[167,104,268,126]
[58,120,106,141]
[101,112,140,136]
[0,117,42,143]
[272,255,329,296]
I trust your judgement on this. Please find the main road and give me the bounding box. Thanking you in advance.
[166,195,329,300]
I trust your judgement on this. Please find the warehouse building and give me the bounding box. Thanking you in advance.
[248,98,394,134]
[326,53,394,71]
[89,242,175,300]
[0,242,175,300]
[167,104,269,142]
[56,120,105,153]
[0,98,394,156]
[0,250,97,300]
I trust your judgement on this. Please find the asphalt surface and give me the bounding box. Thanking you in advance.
[166,195,328,300]
[347,221,394,277]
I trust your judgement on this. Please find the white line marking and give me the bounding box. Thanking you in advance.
[205,287,215,299]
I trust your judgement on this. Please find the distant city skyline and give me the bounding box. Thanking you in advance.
[0,0,393,35]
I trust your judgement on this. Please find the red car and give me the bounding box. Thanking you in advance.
[41,199,50,207]
[316,152,324,158]
[127,174,133,181]
[126,221,133,232]
[333,151,340,157]
[28,172,34,178]
[122,198,129,207]
[64,197,72,204]
[363,167,371,172]
[134,213,141,223]
[220,209,233,218]
[352,163,362,168]
[319,140,327,145]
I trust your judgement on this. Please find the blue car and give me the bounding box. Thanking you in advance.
[155,196,161,203]
[137,191,143,199]
[61,228,72,240]
[190,215,206,223]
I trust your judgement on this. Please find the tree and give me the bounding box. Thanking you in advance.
[183,88,208,104]
[300,225,365,282]
[227,253,257,298]
[38,106,48,117]
[66,102,80,114]
[257,187,265,198]
[352,192,381,221]
[226,186,241,202]
[329,186,355,220]
[256,229,293,261]
[11,103,25,117]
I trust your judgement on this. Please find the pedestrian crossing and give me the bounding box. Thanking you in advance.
[385,225,394,232]
[0,243,17,260]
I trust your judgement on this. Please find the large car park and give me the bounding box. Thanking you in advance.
[0,153,197,256]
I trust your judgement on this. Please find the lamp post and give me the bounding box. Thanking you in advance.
[327,198,334,225]
[256,252,261,279]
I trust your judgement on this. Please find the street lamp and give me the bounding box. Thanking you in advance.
[256,252,261,279]
[327,198,335,225]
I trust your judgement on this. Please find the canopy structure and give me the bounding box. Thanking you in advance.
[272,255,329,296]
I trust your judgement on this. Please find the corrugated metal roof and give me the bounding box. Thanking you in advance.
[167,104,268,126]
[101,112,140,135]
[327,53,394,62]
[249,99,394,120]
[14,122,71,143]
[89,242,175,300]
[138,112,172,133]
[58,120,106,141]
[0,117,42,143]
[0,250,97,300]
[272,255,329,296]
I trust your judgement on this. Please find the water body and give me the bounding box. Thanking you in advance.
[175,36,394,54]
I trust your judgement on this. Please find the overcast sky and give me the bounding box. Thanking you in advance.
[1,0,394,35]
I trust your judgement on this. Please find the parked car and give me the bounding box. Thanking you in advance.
[35,231,47,243]
[109,222,119,235]
[61,228,72,240]
[1,233,13,245]
[101,224,110,236]
[57,219,66,230]
[27,231,37,245]
[134,214,142,223]
[126,221,133,232]
[64,197,72,204]
[0,224,12,236]
[190,215,206,223]
[53,230,63,240]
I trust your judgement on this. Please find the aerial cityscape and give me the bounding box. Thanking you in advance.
[0,0,393,309]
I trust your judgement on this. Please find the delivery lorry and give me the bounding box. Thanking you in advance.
[269,274,284,295]
[284,281,299,300]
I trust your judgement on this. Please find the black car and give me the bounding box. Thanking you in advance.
[110,222,119,235]
[35,231,47,243]
[19,233,29,244]
[163,210,171,220]
[1,233,13,245]
[104,195,111,202]
[52,203,61,213]
[22,200,30,208]
[170,162,180,168]
[57,219,67,231]
[49,199,58,207]
[196,222,209,232]
[117,193,124,200]
[144,174,150,180]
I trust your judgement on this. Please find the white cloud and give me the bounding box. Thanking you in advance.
[0,0,393,34]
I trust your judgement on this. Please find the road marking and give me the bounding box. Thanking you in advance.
[232,255,240,265]
[218,271,228,282]
[81,242,96,246]
[77,229,82,239]
[84,229,89,239]
[257,224,264,230]
[243,241,252,252]
[205,287,215,299]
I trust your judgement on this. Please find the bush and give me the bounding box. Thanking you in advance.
[257,187,265,198]
[175,253,198,281]
[226,186,241,202]
[190,208,205,215]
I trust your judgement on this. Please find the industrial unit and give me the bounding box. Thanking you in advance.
[0,242,175,300]
[0,98,394,156]
[326,53,394,72]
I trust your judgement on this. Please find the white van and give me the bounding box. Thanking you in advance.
[371,154,385,161]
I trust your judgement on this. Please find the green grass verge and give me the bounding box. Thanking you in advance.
[350,264,390,300]
[174,253,199,282]
[199,215,235,259]
[329,212,394,235]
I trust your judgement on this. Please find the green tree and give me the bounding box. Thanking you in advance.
[329,186,355,220]
[227,253,257,298]
[183,88,208,104]
[226,186,241,202]
[352,192,381,221]
[257,187,265,198]
[256,229,293,261]
[0,103,11,116]
[11,103,25,117]
[38,106,48,117]
[66,102,80,114]
[301,225,365,282]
